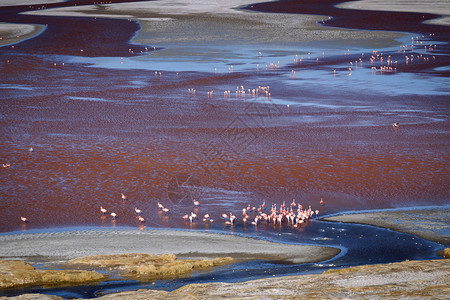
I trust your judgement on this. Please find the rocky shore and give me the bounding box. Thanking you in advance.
[2,256,448,299]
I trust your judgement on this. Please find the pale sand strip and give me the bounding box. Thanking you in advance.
[323,208,450,245]
[21,0,403,47]
[0,0,64,7]
[338,0,450,26]
[0,22,45,46]
[0,229,340,264]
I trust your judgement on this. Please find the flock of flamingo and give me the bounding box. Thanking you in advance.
[17,187,325,231]
[93,194,326,231]
[7,143,325,230]
[180,198,325,229]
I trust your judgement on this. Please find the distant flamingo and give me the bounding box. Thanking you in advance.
[138,216,145,223]
[189,212,197,223]
[100,206,107,214]
[121,193,127,200]
[110,212,117,219]
[20,216,28,223]
[392,122,399,129]
[320,198,324,206]
[203,214,213,222]
[193,199,200,206]
[134,207,142,214]
[29,147,33,152]
[2,163,10,168]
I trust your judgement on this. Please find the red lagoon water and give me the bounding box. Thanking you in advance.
[0,72,448,233]
[0,0,449,233]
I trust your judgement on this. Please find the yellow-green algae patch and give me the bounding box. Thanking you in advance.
[0,260,105,289]
[436,248,450,258]
[67,253,234,279]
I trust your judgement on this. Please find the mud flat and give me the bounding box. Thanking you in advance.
[21,0,403,47]
[0,23,44,46]
[0,0,64,6]
[323,208,450,245]
[0,228,340,264]
[337,0,450,26]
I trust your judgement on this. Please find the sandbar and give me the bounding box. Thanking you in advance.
[0,228,340,264]
[0,0,65,7]
[323,208,450,245]
[21,0,403,47]
[338,0,450,26]
[0,22,44,46]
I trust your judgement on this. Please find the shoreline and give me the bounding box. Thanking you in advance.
[17,0,406,49]
[323,207,450,246]
[4,258,448,299]
[336,0,450,26]
[0,22,45,46]
[95,258,450,299]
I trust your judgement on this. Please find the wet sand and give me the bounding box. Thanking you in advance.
[0,228,340,264]
[21,0,404,48]
[0,0,64,6]
[337,0,450,26]
[0,23,44,46]
[324,207,450,245]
